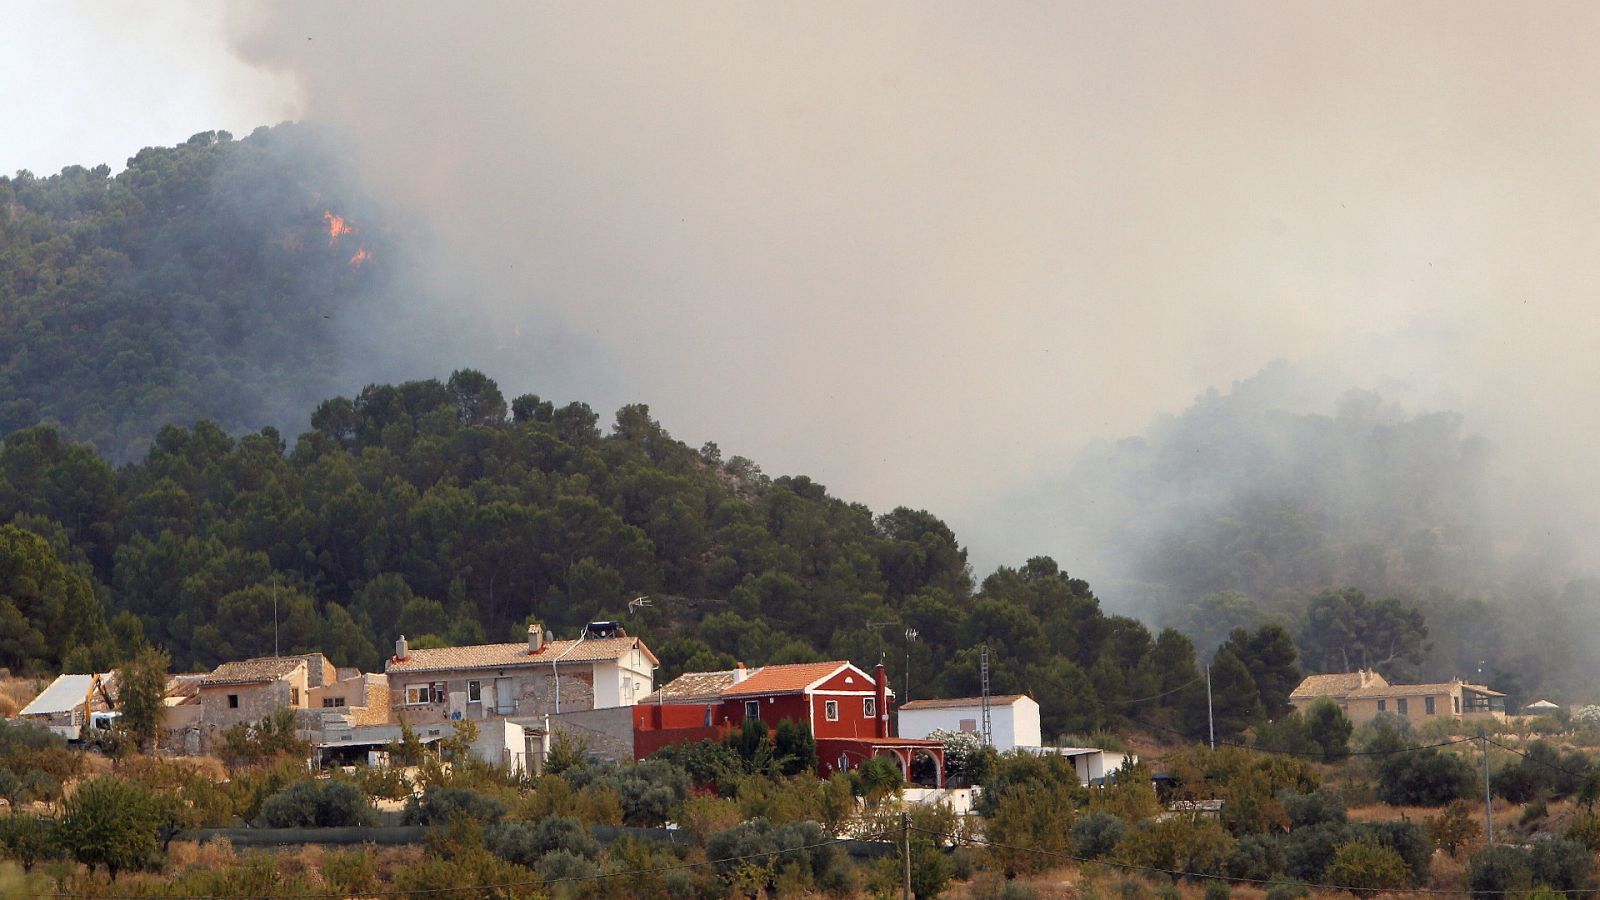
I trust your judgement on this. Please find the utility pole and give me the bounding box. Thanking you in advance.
[901,810,912,900]
[273,585,280,658]
[1481,727,1493,845]
[979,645,993,747]
[1205,664,1215,750]
[903,627,918,703]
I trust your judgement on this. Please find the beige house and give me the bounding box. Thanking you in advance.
[195,653,336,736]
[1289,668,1507,726]
[384,623,658,727]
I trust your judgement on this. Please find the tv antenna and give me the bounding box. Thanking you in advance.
[628,595,653,614]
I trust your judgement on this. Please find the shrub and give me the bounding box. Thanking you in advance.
[909,837,952,899]
[1201,880,1230,900]
[1377,747,1479,806]
[1530,838,1594,894]
[1520,795,1548,826]
[1565,810,1600,851]
[1280,822,1350,882]
[485,816,600,866]
[57,777,163,879]
[1468,845,1534,899]
[1304,698,1353,762]
[1113,816,1234,882]
[257,779,375,828]
[402,787,508,826]
[1071,811,1126,859]
[1278,789,1345,829]
[1227,832,1286,882]
[1324,839,1409,899]
[1354,820,1430,885]
[1263,881,1310,900]
[0,814,55,870]
[536,848,599,885]
[1426,800,1482,856]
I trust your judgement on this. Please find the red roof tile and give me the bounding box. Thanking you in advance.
[721,661,858,697]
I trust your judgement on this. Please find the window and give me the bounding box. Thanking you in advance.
[431,682,446,703]
[228,694,239,709]
[468,681,481,703]
[1397,697,1409,715]
[1454,696,1461,714]
[1425,696,1436,715]
[864,697,876,718]
[959,718,977,733]
[290,687,300,706]
[405,685,431,705]
[1377,700,1386,712]
[744,700,760,721]
[322,697,346,708]
[825,700,839,721]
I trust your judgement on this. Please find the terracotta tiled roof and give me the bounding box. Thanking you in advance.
[201,657,305,685]
[1290,672,1387,699]
[898,694,1032,711]
[386,637,657,674]
[1348,681,1505,699]
[721,661,864,697]
[658,669,756,702]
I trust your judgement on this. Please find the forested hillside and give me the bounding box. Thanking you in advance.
[0,382,1302,740]
[0,125,388,461]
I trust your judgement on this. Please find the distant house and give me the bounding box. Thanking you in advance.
[896,695,1041,752]
[635,660,946,786]
[17,673,117,739]
[196,653,336,739]
[384,622,657,727]
[1289,668,1507,725]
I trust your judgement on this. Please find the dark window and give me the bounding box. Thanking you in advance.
[744,700,760,721]
[468,681,482,703]
[1454,696,1461,714]
[228,694,239,709]
[1377,699,1386,712]
[322,697,346,708]
[289,688,300,706]
[1397,697,1409,715]
[825,700,839,721]
[864,698,876,718]
[1425,696,1436,715]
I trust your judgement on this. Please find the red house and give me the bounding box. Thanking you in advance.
[634,660,945,786]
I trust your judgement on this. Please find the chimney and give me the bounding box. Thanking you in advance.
[394,635,410,662]
[874,662,889,738]
[732,662,748,684]
[528,624,545,654]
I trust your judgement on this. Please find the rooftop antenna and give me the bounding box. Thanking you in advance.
[979,644,993,747]
[273,584,280,658]
[628,595,652,614]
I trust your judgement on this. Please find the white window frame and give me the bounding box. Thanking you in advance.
[744,700,760,721]
[405,685,431,705]
[863,697,876,718]
[825,700,840,721]
[467,680,482,703]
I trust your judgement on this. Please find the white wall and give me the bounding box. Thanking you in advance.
[897,699,1040,752]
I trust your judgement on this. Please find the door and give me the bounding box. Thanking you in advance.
[494,678,515,715]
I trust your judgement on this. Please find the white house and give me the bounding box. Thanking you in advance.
[896,694,1041,752]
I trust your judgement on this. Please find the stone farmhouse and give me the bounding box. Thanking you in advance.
[1289,668,1508,726]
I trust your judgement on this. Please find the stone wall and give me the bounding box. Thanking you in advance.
[541,706,635,763]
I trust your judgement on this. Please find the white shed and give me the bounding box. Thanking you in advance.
[896,695,1041,752]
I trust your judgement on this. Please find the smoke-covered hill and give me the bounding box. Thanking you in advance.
[977,361,1599,702]
[0,125,401,461]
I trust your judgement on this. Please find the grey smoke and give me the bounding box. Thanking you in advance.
[222,3,1600,586]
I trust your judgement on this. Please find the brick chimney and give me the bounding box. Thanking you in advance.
[394,634,410,662]
[874,662,889,738]
[528,624,545,654]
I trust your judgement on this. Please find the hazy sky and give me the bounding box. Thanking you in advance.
[9,3,1600,576]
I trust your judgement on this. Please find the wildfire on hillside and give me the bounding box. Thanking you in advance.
[349,247,371,267]
[323,211,354,244]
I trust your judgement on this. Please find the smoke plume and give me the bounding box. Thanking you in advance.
[223,3,1600,590]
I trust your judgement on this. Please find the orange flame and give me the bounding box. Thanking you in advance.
[324,211,354,244]
[349,247,371,267]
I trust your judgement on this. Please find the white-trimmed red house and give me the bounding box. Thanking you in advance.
[634,660,945,785]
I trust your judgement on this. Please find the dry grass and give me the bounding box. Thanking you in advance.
[0,677,46,717]
[167,837,236,871]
